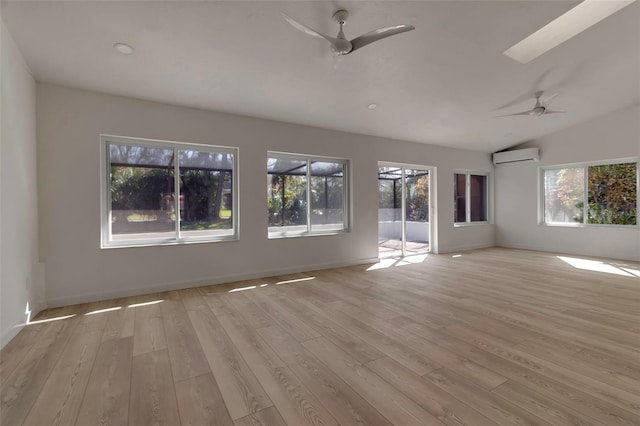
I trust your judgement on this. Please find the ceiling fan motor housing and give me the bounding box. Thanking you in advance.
[332,39,353,55]
[532,106,546,116]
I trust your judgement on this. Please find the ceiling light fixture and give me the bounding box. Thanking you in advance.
[503,0,636,64]
[367,103,378,110]
[113,42,134,55]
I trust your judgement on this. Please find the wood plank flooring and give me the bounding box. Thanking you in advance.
[1,247,639,425]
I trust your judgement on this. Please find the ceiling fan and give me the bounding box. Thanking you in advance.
[496,91,567,117]
[282,9,415,56]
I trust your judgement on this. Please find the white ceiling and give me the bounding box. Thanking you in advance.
[2,1,639,152]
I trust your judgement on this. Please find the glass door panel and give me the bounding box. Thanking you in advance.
[405,169,430,255]
[378,165,432,258]
[378,167,403,257]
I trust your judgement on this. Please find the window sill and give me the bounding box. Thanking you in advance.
[454,222,491,227]
[541,222,638,229]
[101,236,239,249]
[268,229,349,239]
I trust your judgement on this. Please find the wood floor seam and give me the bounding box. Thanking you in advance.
[2,247,638,426]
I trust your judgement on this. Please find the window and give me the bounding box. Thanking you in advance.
[543,161,637,226]
[101,135,238,247]
[268,153,349,237]
[454,172,488,224]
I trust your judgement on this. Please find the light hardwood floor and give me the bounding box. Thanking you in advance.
[1,247,639,425]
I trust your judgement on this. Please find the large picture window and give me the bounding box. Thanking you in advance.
[543,161,637,226]
[454,172,488,224]
[268,153,349,237]
[101,135,238,247]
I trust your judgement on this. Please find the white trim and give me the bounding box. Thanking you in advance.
[377,162,436,255]
[267,229,349,239]
[540,157,638,170]
[1,322,24,349]
[540,159,638,228]
[401,168,407,257]
[100,134,239,248]
[542,222,635,229]
[495,242,640,263]
[438,242,495,254]
[454,222,490,228]
[454,170,490,225]
[43,256,380,309]
[267,152,351,238]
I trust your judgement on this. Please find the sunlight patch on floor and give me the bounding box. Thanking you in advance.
[128,300,164,308]
[85,306,122,315]
[276,276,316,285]
[26,314,76,325]
[557,256,636,278]
[620,267,640,277]
[367,253,429,271]
[228,285,257,293]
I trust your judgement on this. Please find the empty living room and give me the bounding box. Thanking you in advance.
[1,1,638,425]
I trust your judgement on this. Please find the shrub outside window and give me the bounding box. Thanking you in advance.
[543,161,637,226]
[454,172,489,224]
[268,153,349,237]
[101,135,238,247]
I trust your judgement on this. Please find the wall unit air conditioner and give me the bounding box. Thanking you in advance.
[492,148,539,165]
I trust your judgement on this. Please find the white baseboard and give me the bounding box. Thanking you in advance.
[438,242,496,254]
[495,241,639,262]
[1,322,24,349]
[1,298,46,349]
[30,299,46,316]
[45,256,380,309]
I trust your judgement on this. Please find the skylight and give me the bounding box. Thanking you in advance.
[503,0,636,64]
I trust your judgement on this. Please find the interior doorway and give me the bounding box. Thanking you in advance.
[378,164,434,258]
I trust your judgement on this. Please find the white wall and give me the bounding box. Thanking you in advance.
[495,104,640,261]
[37,83,494,307]
[1,19,44,347]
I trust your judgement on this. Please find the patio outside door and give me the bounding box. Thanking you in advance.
[378,164,433,258]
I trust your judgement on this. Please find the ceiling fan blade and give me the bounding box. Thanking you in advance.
[495,93,535,111]
[543,109,567,114]
[543,92,560,103]
[494,111,532,118]
[350,24,414,52]
[281,13,336,43]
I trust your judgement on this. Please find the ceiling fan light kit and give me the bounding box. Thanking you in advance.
[282,9,415,56]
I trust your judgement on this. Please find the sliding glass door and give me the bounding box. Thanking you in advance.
[378,164,433,257]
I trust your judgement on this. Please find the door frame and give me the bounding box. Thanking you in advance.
[378,162,437,257]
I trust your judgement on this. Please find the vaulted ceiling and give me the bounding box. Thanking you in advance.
[2,1,638,152]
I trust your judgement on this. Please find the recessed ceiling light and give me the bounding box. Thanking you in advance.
[503,0,636,64]
[367,103,378,110]
[113,43,134,55]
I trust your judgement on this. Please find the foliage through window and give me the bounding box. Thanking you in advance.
[544,161,637,225]
[378,167,429,222]
[102,136,237,247]
[454,172,488,224]
[268,154,349,236]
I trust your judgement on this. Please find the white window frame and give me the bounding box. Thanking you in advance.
[540,157,639,228]
[454,171,490,226]
[100,134,239,248]
[267,152,350,238]
[378,161,437,256]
